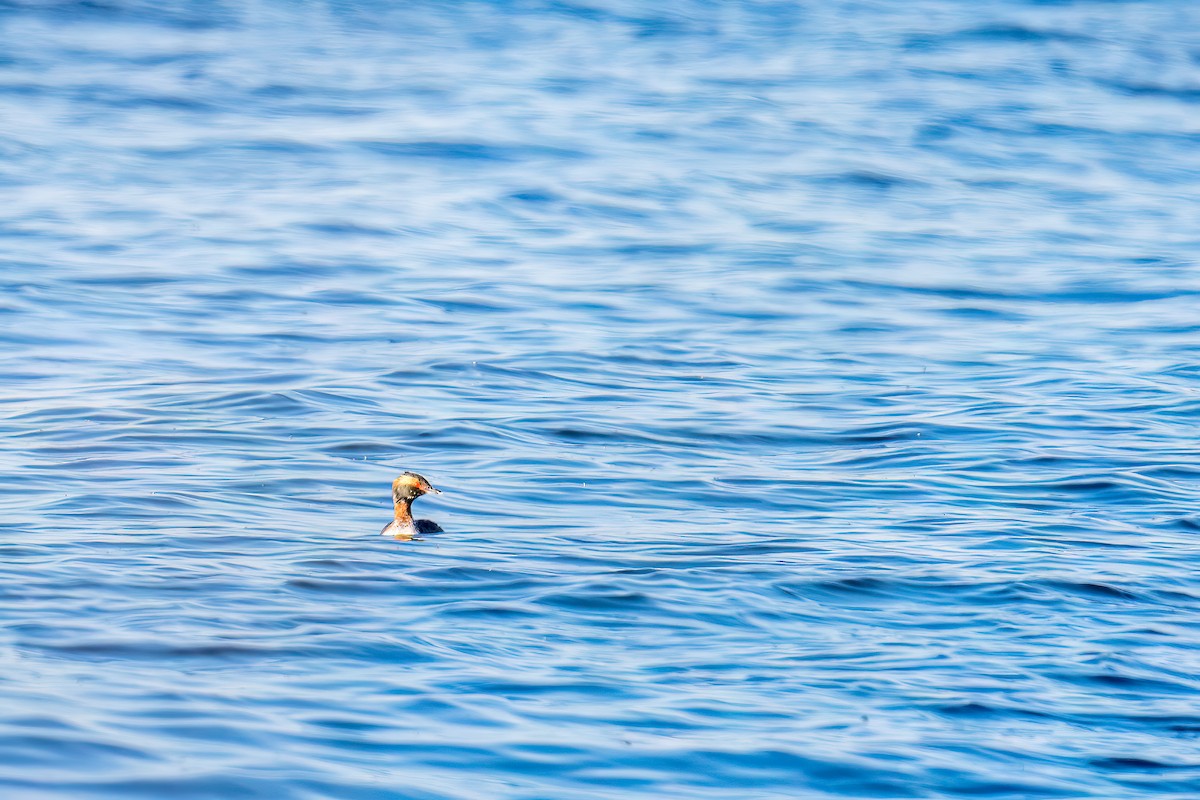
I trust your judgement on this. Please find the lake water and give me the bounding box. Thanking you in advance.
[3,1,1200,797]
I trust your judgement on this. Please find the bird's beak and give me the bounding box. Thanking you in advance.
[427,486,442,495]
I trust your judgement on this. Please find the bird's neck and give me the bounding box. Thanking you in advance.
[392,496,414,524]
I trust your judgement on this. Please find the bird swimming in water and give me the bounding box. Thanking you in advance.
[381,472,442,540]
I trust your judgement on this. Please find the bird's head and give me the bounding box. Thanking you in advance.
[392,472,440,503]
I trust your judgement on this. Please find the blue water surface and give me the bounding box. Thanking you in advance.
[3,1,1200,797]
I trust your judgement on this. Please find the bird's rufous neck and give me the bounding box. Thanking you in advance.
[392,496,414,524]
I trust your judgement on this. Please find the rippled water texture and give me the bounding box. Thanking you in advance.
[3,1,1200,797]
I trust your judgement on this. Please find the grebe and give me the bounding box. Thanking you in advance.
[381,472,442,539]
